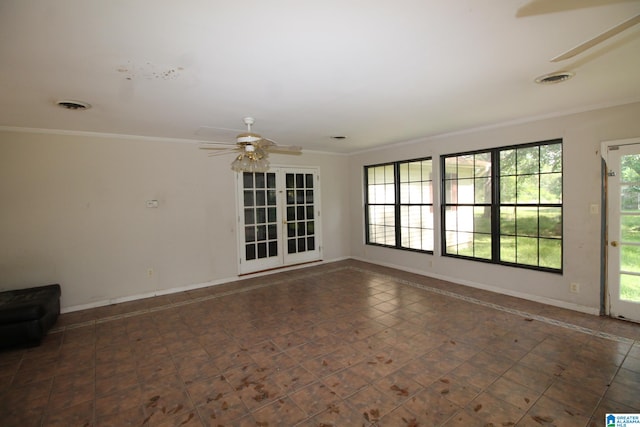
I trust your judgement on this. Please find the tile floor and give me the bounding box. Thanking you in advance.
[1,259,639,426]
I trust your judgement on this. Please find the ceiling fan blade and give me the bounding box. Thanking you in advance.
[206,149,240,157]
[257,138,276,148]
[551,13,640,62]
[269,145,303,155]
[254,138,301,154]
[516,0,633,17]
[199,143,240,157]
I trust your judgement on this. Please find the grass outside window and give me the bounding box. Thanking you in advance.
[442,139,563,273]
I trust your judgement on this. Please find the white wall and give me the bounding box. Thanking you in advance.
[3,102,639,314]
[0,130,350,310]
[349,102,640,314]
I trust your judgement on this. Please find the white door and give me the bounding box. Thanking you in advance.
[607,142,640,322]
[237,167,321,274]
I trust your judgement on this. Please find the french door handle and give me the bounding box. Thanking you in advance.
[611,241,618,247]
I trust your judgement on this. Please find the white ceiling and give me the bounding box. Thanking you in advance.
[1,0,639,153]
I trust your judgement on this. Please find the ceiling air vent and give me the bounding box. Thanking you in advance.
[534,71,574,85]
[56,100,91,110]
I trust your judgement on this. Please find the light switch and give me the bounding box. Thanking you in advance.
[590,204,599,215]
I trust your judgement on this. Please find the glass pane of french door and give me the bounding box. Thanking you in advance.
[607,142,640,322]
[285,172,315,253]
[243,172,278,262]
[283,170,321,265]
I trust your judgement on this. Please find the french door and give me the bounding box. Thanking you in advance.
[236,167,321,274]
[606,141,640,322]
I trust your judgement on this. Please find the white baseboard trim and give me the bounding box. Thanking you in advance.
[60,257,350,313]
[61,255,599,316]
[350,257,600,316]
[61,279,225,314]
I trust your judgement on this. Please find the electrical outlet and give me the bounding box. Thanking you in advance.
[570,282,580,293]
[147,268,154,278]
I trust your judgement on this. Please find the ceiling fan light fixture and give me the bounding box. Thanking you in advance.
[230,155,269,173]
[201,117,299,172]
[534,71,574,85]
[254,157,270,172]
[230,144,270,172]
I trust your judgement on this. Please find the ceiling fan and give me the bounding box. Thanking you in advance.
[517,0,640,62]
[200,117,302,172]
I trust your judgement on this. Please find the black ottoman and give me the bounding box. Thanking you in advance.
[0,284,61,349]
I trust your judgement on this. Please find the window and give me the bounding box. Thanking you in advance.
[442,139,562,272]
[443,152,493,260]
[365,158,433,252]
[365,164,396,246]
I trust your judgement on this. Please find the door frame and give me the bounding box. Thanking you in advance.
[234,165,322,275]
[600,137,640,319]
